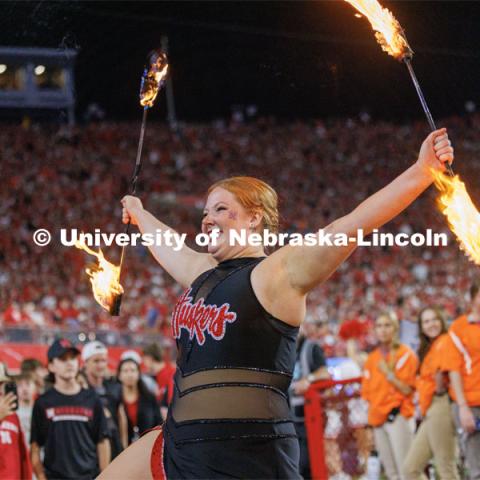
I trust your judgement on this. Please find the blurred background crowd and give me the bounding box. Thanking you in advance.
[1,113,479,354]
[1,113,479,479]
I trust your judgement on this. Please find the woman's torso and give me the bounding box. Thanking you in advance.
[417,333,449,416]
[123,391,160,442]
[166,256,299,445]
[363,343,417,426]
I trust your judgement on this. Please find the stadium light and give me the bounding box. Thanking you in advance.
[34,65,45,76]
[0,64,7,74]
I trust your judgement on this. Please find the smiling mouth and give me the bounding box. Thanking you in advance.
[207,228,223,235]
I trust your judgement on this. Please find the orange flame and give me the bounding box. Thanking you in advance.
[345,0,412,59]
[432,170,480,264]
[140,52,169,108]
[75,238,124,311]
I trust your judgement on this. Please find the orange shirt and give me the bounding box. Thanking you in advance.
[362,343,418,427]
[416,333,449,416]
[441,315,480,407]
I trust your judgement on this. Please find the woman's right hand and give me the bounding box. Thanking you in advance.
[121,195,144,226]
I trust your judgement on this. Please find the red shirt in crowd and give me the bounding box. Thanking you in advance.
[156,362,176,404]
[0,412,32,480]
[124,399,139,427]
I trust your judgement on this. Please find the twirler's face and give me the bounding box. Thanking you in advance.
[202,187,254,261]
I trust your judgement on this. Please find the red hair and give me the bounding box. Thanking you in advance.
[208,177,279,233]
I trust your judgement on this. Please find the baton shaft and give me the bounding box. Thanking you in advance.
[403,58,454,177]
[119,107,149,273]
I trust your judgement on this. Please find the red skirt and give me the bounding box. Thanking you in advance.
[148,426,166,480]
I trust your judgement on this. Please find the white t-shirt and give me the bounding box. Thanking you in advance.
[17,405,32,445]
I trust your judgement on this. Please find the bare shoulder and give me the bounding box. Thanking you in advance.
[251,247,306,327]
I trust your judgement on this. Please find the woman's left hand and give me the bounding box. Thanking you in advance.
[417,128,454,175]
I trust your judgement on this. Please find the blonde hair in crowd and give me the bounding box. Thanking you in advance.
[376,310,400,348]
[208,177,280,233]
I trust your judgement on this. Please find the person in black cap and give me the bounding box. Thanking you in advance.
[31,338,111,480]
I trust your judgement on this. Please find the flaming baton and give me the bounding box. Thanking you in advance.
[344,0,453,177]
[76,50,168,316]
[75,239,124,313]
[113,50,169,315]
[343,0,480,265]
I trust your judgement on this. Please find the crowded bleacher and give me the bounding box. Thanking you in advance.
[1,113,480,479]
[1,114,479,350]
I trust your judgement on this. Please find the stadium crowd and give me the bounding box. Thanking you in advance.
[1,114,480,344]
[1,114,480,478]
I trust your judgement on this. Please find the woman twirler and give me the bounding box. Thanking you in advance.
[99,129,453,480]
[403,307,459,480]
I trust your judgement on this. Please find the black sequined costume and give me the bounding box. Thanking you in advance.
[162,257,301,479]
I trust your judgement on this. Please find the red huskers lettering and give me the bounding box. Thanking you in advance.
[45,406,93,422]
[172,289,237,345]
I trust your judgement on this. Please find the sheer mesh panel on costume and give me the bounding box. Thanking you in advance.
[176,369,291,393]
[172,369,292,422]
[191,259,258,303]
[172,386,291,422]
[192,269,225,302]
[177,261,292,423]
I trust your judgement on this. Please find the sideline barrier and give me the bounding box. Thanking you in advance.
[305,377,372,479]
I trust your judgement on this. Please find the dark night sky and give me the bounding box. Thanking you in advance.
[0,1,479,121]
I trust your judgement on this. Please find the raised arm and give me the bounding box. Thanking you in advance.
[269,128,453,294]
[121,197,217,288]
